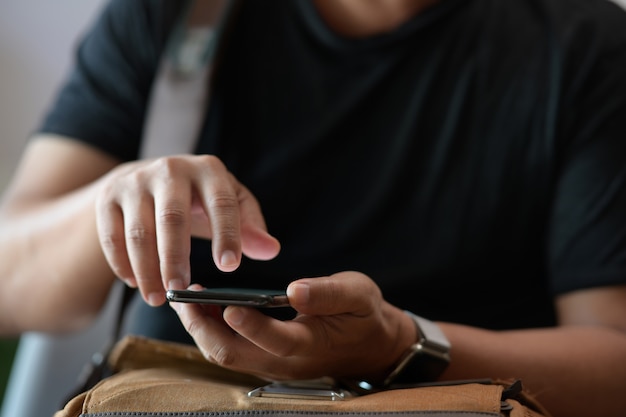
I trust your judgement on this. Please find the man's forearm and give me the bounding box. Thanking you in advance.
[438,322,626,417]
[0,184,115,335]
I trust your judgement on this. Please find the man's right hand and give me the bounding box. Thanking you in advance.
[95,154,281,306]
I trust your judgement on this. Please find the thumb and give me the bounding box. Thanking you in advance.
[287,272,380,316]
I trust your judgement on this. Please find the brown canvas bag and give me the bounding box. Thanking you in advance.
[56,336,551,417]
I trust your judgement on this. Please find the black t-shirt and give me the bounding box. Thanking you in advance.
[40,0,626,335]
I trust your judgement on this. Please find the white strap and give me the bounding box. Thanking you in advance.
[139,0,233,159]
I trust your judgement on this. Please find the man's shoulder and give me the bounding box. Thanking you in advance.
[539,0,626,46]
[97,0,185,45]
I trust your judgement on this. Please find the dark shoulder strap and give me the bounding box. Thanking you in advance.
[154,1,187,49]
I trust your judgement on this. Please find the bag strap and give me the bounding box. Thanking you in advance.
[140,0,239,158]
[62,0,239,404]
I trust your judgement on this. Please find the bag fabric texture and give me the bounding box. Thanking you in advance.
[55,335,552,417]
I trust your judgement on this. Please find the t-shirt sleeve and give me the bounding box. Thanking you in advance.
[37,0,166,162]
[548,5,626,295]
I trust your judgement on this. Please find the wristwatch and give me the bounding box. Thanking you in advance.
[382,311,451,387]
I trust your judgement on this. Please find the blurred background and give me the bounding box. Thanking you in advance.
[0,0,106,410]
[1,0,626,414]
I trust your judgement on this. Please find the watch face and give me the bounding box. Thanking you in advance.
[410,313,451,351]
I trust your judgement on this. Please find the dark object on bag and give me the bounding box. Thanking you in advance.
[61,284,137,406]
[56,335,552,417]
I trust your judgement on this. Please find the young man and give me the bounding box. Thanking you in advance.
[1,1,626,416]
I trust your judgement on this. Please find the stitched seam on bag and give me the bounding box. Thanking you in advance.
[81,411,502,416]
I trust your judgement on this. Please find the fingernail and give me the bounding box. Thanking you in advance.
[287,282,310,304]
[220,250,238,269]
[224,306,244,326]
[147,292,163,307]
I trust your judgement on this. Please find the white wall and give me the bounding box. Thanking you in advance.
[0,0,107,192]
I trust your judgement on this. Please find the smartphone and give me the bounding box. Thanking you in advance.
[165,287,290,308]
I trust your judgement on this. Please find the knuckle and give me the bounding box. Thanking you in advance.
[317,325,336,352]
[151,157,182,180]
[197,154,225,171]
[215,223,239,244]
[322,278,342,304]
[123,169,150,189]
[183,313,203,335]
[183,312,212,343]
[152,155,178,170]
[96,182,116,203]
[138,157,191,192]
[157,206,187,227]
[207,192,238,211]
[126,224,154,246]
[197,156,234,186]
[361,275,383,307]
[99,230,123,250]
[211,344,237,367]
[198,347,216,364]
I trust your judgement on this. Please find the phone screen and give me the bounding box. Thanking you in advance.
[165,288,290,308]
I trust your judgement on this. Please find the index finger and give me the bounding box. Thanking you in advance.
[193,156,242,272]
[153,182,192,291]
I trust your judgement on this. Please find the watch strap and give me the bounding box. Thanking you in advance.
[383,311,451,387]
